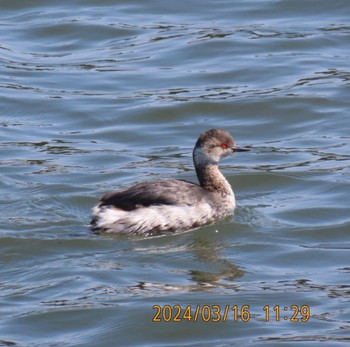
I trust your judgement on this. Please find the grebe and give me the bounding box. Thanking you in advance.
[91,128,248,235]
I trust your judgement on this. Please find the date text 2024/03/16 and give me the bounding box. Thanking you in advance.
[152,304,311,323]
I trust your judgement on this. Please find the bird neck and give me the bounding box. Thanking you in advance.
[195,163,233,195]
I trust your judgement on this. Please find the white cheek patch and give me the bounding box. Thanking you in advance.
[193,147,219,165]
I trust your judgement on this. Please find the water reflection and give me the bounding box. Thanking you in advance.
[128,232,245,293]
[187,237,244,284]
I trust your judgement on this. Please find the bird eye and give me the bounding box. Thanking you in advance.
[220,143,228,149]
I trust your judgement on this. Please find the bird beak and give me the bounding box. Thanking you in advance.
[232,146,250,152]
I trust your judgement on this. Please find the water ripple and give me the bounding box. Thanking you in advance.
[1,1,350,346]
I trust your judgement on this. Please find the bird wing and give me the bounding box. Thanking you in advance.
[99,179,211,211]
